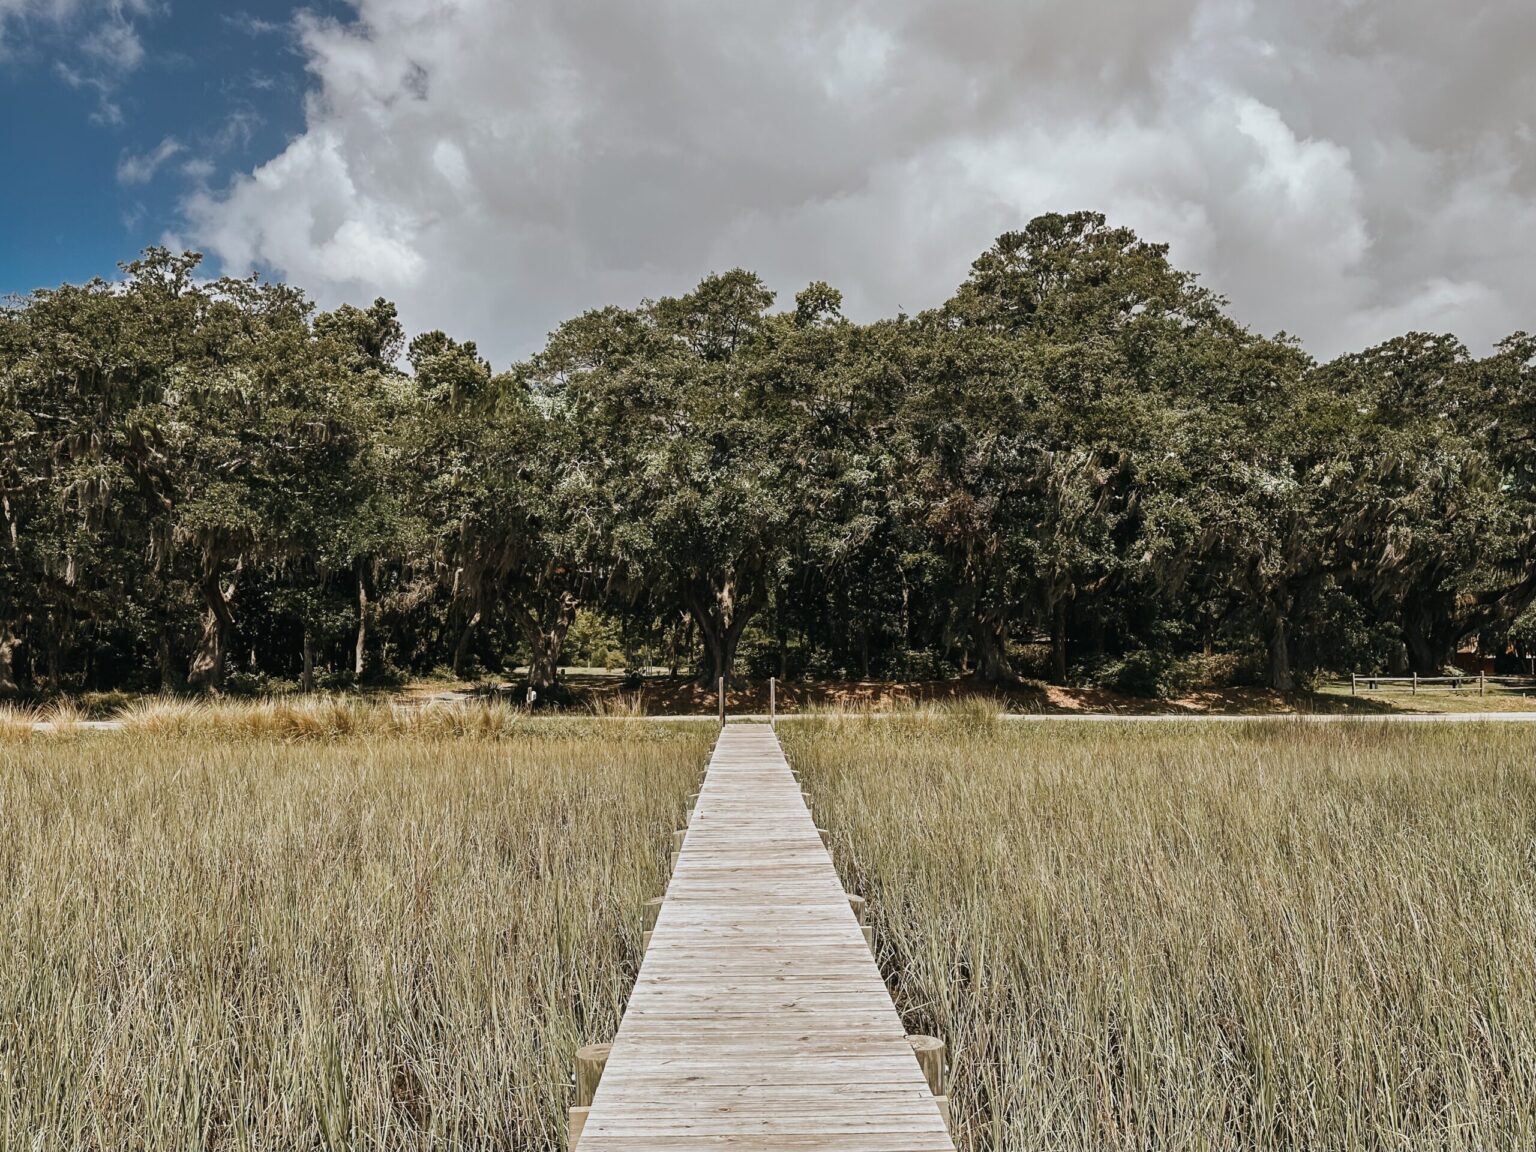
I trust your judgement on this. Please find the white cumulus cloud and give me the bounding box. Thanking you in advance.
[185,0,1536,365]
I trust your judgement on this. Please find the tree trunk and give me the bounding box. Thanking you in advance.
[973,611,1014,684]
[302,628,316,694]
[687,582,758,691]
[696,615,727,688]
[1402,626,1439,676]
[157,628,179,694]
[354,566,368,679]
[188,610,223,691]
[0,625,19,697]
[188,575,236,692]
[452,608,482,679]
[1266,614,1294,692]
[1401,597,1453,675]
[44,625,61,694]
[1051,601,1069,683]
[517,594,578,691]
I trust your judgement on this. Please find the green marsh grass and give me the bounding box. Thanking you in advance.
[0,707,710,1149]
[783,716,1536,1152]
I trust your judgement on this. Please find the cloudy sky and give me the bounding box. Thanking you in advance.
[4,1,1534,366]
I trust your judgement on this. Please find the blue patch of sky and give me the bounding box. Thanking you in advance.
[1,2,349,296]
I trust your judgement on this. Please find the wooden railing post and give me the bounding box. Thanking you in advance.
[718,676,726,724]
[642,896,662,952]
[569,1042,612,1146]
[848,892,873,948]
[770,676,776,727]
[907,1034,949,1123]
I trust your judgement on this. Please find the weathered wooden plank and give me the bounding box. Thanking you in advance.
[578,725,953,1152]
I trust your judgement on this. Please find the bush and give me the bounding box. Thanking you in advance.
[1078,649,1176,698]
[224,670,274,697]
[741,635,813,680]
[896,648,961,681]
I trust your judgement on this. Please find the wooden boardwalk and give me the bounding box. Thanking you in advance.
[579,723,955,1152]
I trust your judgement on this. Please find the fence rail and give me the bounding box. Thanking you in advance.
[1350,673,1536,696]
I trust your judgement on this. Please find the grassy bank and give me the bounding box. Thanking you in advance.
[783,716,1536,1152]
[0,713,710,1149]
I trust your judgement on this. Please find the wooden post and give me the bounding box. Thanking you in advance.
[570,1042,612,1145]
[718,676,726,724]
[1412,672,1418,695]
[816,827,832,849]
[1351,673,1357,697]
[1480,671,1486,696]
[770,676,776,727]
[907,1034,949,1121]
[643,896,662,951]
[848,892,873,948]
[575,1043,611,1106]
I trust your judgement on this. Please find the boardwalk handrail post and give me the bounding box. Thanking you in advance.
[718,676,726,724]
[908,1034,950,1122]
[569,1042,612,1146]
[642,895,663,951]
[1480,671,1486,696]
[770,676,776,726]
[1412,672,1418,695]
[848,891,873,947]
[1351,673,1357,697]
[575,1043,611,1108]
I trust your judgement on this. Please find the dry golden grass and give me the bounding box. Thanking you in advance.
[0,713,710,1150]
[0,704,41,741]
[783,715,1536,1152]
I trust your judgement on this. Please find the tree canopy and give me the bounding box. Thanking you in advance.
[4,215,1534,698]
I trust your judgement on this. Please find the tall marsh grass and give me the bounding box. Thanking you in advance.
[783,717,1536,1152]
[0,715,710,1149]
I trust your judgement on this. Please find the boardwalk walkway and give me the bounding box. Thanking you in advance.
[579,723,955,1152]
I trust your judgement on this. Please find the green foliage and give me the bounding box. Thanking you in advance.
[4,218,1535,697]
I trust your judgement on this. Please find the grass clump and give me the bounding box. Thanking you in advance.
[784,717,1536,1152]
[0,719,710,1149]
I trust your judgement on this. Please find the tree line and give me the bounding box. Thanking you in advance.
[4,212,1535,699]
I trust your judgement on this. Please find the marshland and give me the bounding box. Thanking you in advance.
[0,703,709,1149]
[3,702,1532,1149]
[785,713,1536,1151]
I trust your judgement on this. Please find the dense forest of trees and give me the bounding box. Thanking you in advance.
[4,212,1536,699]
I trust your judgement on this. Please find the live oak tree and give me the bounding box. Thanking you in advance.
[915,213,1232,683]
[1323,334,1536,672]
[5,216,1535,698]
